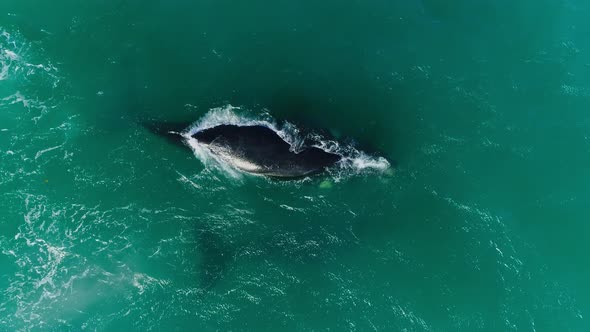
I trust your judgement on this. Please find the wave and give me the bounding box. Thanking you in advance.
[181,105,391,180]
[0,28,61,127]
[0,28,67,189]
[0,29,59,85]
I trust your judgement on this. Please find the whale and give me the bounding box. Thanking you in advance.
[143,121,342,178]
[192,124,342,177]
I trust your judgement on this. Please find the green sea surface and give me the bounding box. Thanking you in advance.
[1,1,589,331]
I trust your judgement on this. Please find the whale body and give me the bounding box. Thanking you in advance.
[142,121,342,178]
[192,124,341,178]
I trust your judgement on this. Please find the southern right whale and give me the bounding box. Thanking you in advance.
[144,121,342,178]
[192,124,341,178]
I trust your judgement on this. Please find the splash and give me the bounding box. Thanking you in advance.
[182,105,391,180]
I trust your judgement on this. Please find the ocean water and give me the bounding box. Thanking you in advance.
[1,1,589,331]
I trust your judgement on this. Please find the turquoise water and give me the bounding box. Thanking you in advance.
[1,1,589,330]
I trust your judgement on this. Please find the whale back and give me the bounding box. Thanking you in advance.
[192,125,340,177]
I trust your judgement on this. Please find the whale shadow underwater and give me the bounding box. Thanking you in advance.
[143,120,343,179]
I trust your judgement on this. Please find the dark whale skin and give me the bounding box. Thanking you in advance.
[193,125,341,178]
